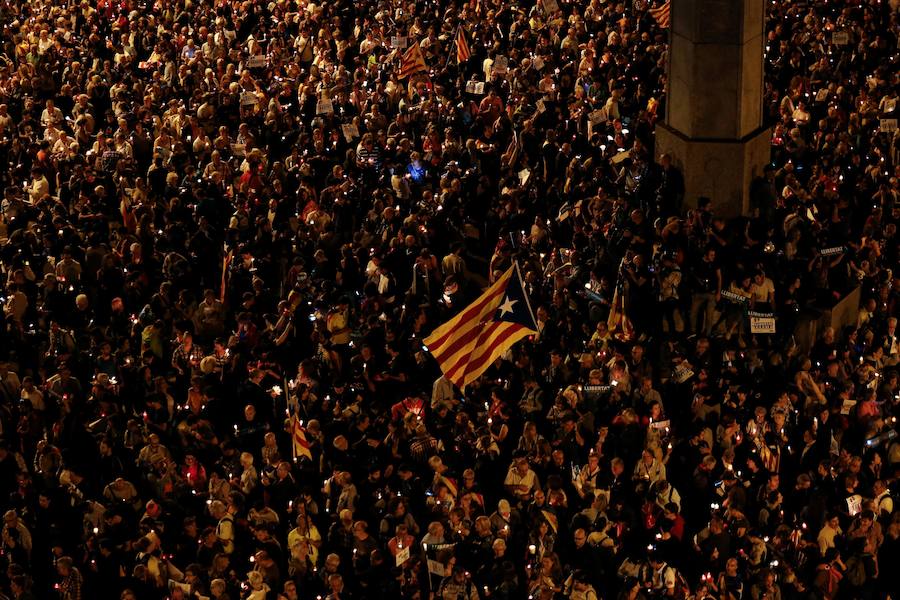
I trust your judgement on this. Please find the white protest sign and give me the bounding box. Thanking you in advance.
[316,99,334,115]
[750,316,776,334]
[247,55,267,68]
[240,92,258,106]
[341,123,360,142]
[673,365,694,383]
[396,545,410,566]
[426,559,445,577]
[819,246,845,257]
[391,36,408,49]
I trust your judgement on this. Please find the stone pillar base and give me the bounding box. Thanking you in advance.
[654,122,771,218]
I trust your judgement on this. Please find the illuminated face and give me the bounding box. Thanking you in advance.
[726,559,738,575]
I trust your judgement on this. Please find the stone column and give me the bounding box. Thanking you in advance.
[654,0,771,218]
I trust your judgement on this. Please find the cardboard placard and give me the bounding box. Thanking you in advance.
[247,55,267,68]
[316,99,334,115]
[815,89,829,102]
[750,316,776,334]
[426,559,445,577]
[649,419,671,430]
[395,545,410,566]
[589,107,608,125]
[880,118,898,132]
[391,36,408,49]
[831,31,849,45]
[542,0,559,13]
[673,365,694,383]
[474,82,485,95]
[610,150,630,165]
[341,123,360,142]
[882,98,896,113]
[240,92,258,106]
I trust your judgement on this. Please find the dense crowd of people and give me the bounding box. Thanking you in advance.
[0,0,898,598]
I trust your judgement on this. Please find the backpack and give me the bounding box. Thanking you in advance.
[844,556,867,587]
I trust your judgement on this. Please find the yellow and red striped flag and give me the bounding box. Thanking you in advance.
[650,0,670,28]
[219,249,233,303]
[399,43,428,79]
[456,27,471,63]
[291,414,313,462]
[607,284,635,342]
[424,263,537,390]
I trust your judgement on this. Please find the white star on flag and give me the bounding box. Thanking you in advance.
[498,297,517,317]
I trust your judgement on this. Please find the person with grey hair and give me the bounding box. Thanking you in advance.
[55,556,83,600]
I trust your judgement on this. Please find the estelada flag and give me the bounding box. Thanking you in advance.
[541,510,559,533]
[424,263,537,390]
[456,27,471,63]
[440,475,458,498]
[650,0,670,28]
[291,413,313,462]
[606,283,635,342]
[399,43,427,79]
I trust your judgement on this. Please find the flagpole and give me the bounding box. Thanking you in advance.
[444,26,458,70]
[514,261,538,330]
